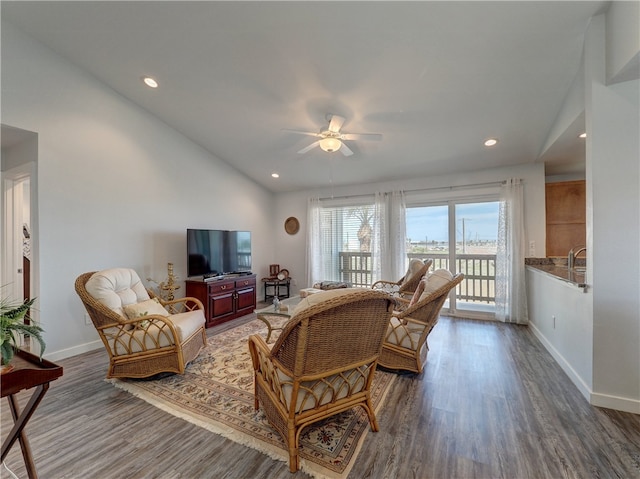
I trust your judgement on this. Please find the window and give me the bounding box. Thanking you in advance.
[314,203,375,287]
[406,199,499,317]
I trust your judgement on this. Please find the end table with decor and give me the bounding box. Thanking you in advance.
[262,265,291,302]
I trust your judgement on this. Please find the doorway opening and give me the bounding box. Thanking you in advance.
[1,124,39,348]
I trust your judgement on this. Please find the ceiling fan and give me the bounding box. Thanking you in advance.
[283,114,382,157]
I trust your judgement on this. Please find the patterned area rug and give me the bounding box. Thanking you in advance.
[108,316,396,479]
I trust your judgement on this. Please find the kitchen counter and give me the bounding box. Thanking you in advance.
[525,258,587,290]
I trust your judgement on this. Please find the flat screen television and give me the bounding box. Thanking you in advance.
[187,229,252,277]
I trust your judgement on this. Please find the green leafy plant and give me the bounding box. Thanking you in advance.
[1,296,45,365]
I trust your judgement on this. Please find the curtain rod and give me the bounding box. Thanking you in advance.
[318,180,507,202]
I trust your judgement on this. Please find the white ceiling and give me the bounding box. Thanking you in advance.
[2,1,604,192]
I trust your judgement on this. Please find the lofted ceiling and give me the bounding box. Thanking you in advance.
[2,1,605,192]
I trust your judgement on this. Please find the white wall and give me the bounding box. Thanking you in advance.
[1,21,275,360]
[606,1,640,83]
[589,75,640,411]
[274,162,546,294]
[523,10,639,415]
[526,268,592,397]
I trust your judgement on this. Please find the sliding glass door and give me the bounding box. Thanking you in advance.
[407,199,499,318]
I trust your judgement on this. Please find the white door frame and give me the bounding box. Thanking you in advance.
[1,163,37,313]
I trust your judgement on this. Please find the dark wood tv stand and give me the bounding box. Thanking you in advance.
[186,274,256,328]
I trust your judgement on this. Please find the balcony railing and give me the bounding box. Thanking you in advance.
[338,251,496,305]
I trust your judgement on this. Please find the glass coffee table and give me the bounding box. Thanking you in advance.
[254,296,302,343]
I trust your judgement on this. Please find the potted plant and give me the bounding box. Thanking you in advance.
[1,296,45,372]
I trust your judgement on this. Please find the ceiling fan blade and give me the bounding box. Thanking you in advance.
[282,128,321,138]
[340,142,354,156]
[328,115,345,133]
[340,133,382,141]
[298,140,320,154]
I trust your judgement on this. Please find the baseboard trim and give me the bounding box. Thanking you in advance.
[44,340,103,362]
[590,392,640,414]
[528,322,592,402]
[529,323,640,414]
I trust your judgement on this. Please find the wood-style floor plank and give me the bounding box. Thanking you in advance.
[2,316,639,478]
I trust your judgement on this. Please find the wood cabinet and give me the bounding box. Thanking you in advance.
[545,180,586,257]
[186,275,256,328]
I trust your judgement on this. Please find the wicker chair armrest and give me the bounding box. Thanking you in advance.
[158,296,204,314]
[248,334,270,369]
[248,334,291,407]
[101,315,180,357]
[371,279,400,290]
[392,296,411,313]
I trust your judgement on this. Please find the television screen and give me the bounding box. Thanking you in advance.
[187,229,252,277]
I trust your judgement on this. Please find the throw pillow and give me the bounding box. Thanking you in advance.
[123,298,169,320]
[419,269,453,301]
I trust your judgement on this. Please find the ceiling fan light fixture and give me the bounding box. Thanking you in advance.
[319,137,342,153]
[142,76,159,88]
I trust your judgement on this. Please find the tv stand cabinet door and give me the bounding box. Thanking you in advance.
[207,279,237,326]
[235,277,257,316]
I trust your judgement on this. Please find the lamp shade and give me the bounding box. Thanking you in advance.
[319,137,342,153]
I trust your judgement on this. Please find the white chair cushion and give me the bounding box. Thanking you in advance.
[404,259,425,283]
[106,309,205,355]
[292,288,359,315]
[277,366,369,413]
[419,269,453,300]
[169,309,206,342]
[386,316,423,350]
[85,268,150,317]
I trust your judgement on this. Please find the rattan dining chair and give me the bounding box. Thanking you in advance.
[248,288,394,472]
[371,258,433,298]
[379,272,464,374]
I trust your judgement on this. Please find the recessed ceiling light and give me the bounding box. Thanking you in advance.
[484,138,498,147]
[271,173,280,178]
[579,132,587,138]
[142,76,158,88]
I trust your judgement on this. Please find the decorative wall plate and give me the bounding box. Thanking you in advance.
[278,269,289,279]
[284,217,300,235]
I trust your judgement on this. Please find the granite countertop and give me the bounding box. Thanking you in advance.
[525,258,587,289]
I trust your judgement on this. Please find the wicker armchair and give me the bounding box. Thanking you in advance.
[75,268,207,379]
[379,272,464,373]
[248,288,395,472]
[371,258,433,298]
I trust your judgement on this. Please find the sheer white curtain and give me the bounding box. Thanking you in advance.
[495,178,528,324]
[371,192,387,283]
[370,191,406,282]
[306,197,322,287]
[306,191,406,287]
[388,191,407,280]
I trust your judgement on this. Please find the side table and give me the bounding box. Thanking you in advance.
[1,349,63,479]
[262,278,291,302]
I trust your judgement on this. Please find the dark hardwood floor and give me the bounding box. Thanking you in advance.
[2,316,639,478]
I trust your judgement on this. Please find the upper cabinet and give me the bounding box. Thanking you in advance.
[545,180,586,257]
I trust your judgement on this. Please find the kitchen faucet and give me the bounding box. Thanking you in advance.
[568,246,587,269]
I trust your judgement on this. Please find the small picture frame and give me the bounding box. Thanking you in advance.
[269,264,280,277]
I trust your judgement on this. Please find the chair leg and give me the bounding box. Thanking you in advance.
[254,377,259,410]
[288,426,299,472]
[364,400,380,432]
